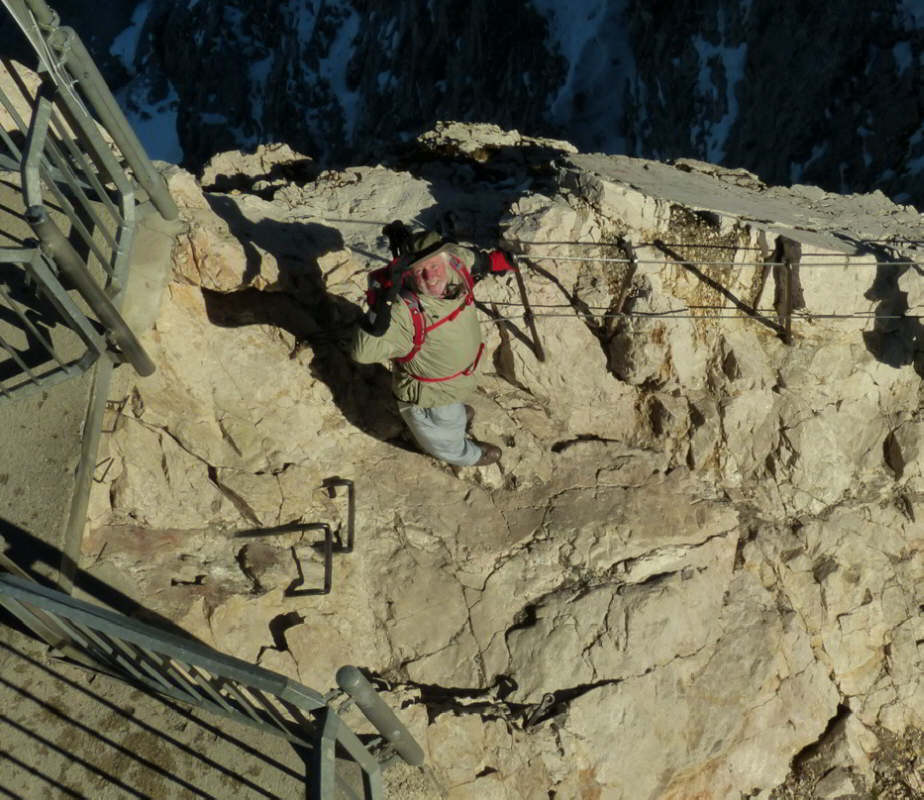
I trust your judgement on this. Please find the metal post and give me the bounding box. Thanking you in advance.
[25,204,155,376]
[336,666,425,767]
[20,0,56,26]
[613,238,639,316]
[288,524,333,596]
[511,254,545,362]
[782,260,793,345]
[776,236,802,346]
[21,85,52,206]
[41,23,178,221]
[325,479,355,552]
[307,708,338,800]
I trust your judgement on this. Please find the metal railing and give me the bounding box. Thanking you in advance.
[0,244,105,399]
[0,0,178,403]
[0,570,424,799]
[232,478,358,596]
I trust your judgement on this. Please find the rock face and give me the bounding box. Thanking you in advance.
[87,122,924,798]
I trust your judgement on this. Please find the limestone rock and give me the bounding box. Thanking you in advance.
[813,767,856,799]
[173,213,281,292]
[417,121,577,162]
[84,125,924,798]
[200,143,315,193]
[163,164,212,211]
[886,420,924,490]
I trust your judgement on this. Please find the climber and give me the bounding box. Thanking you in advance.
[350,222,517,467]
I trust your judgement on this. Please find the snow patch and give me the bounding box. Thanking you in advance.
[897,0,924,30]
[294,0,319,47]
[377,71,394,92]
[112,0,185,167]
[249,54,275,123]
[109,0,154,71]
[690,35,747,163]
[115,80,183,165]
[904,153,924,177]
[893,41,914,73]
[316,1,362,143]
[531,0,633,152]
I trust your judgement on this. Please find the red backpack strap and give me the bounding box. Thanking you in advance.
[410,342,485,383]
[449,254,475,293]
[393,254,477,366]
[394,290,425,364]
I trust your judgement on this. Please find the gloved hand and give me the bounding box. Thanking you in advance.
[487,250,518,274]
[473,249,518,283]
[359,267,403,336]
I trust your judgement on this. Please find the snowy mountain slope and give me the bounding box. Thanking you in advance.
[22,0,924,205]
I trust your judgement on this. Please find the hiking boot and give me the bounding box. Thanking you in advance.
[473,441,502,467]
[465,404,475,424]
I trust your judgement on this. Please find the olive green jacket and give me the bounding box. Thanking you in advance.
[350,245,483,408]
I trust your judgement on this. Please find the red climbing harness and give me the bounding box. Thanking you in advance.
[366,254,484,382]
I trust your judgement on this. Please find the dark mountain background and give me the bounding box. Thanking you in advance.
[3,0,924,206]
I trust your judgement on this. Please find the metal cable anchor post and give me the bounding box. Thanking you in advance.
[336,666,425,767]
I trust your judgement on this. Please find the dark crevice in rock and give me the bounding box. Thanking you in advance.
[551,679,621,708]
[551,434,622,453]
[813,556,840,584]
[734,522,760,570]
[789,703,854,773]
[884,430,904,479]
[170,575,205,587]
[387,672,622,730]
[623,569,678,590]
[648,395,670,437]
[217,418,243,458]
[505,603,539,639]
[207,465,261,526]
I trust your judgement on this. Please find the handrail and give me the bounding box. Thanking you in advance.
[337,666,425,766]
[25,205,155,376]
[0,0,168,401]
[45,25,179,222]
[15,0,178,221]
[0,570,426,797]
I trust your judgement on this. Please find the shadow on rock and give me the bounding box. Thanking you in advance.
[392,138,569,247]
[200,195,407,445]
[0,517,309,788]
[860,242,924,377]
[0,516,199,641]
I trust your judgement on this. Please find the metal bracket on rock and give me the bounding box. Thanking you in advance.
[523,692,557,731]
[232,478,356,596]
[510,253,545,362]
[288,523,333,596]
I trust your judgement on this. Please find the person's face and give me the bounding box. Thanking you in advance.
[410,255,449,297]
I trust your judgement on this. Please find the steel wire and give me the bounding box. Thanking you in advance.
[482,305,920,322]
[517,255,924,268]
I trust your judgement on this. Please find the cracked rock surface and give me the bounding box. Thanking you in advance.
[86,123,924,798]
